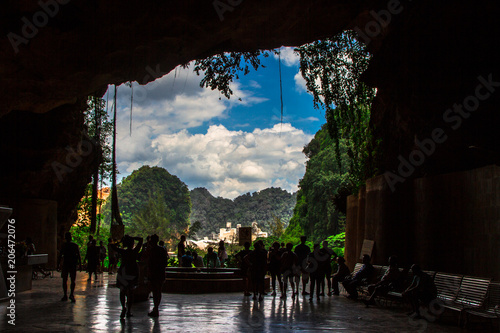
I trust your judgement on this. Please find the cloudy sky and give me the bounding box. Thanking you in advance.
[106,47,326,199]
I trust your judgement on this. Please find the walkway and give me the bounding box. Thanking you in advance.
[0,272,488,332]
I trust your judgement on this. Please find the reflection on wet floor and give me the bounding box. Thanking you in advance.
[0,273,483,332]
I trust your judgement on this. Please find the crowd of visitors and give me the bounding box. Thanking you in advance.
[55,232,438,321]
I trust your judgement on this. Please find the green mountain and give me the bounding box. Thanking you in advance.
[102,166,191,235]
[190,187,297,237]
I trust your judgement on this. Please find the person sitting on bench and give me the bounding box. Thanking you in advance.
[331,256,350,296]
[402,264,437,318]
[342,254,374,300]
[364,255,399,306]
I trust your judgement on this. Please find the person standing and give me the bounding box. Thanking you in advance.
[107,238,117,274]
[85,239,99,281]
[268,242,283,297]
[294,236,311,296]
[99,241,107,273]
[58,232,82,303]
[281,243,299,299]
[245,240,268,301]
[235,242,252,296]
[147,234,168,317]
[112,235,143,318]
[218,240,228,267]
[177,235,186,267]
[320,240,335,296]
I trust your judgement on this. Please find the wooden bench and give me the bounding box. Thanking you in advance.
[436,274,490,326]
[356,264,384,298]
[464,281,500,328]
[383,268,414,307]
[435,272,463,304]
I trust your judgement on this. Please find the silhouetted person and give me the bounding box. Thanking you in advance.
[85,239,99,281]
[245,240,267,301]
[268,242,283,296]
[25,237,35,255]
[342,254,374,300]
[205,247,220,268]
[331,257,350,296]
[99,241,107,273]
[320,240,335,296]
[218,240,228,267]
[177,235,186,267]
[364,255,400,306]
[147,234,168,317]
[235,242,252,296]
[281,242,298,299]
[58,232,82,302]
[26,237,51,278]
[308,244,323,301]
[192,251,204,268]
[402,264,437,318]
[294,236,311,296]
[108,238,117,274]
[112,235,143,318]
[181,251,194,267]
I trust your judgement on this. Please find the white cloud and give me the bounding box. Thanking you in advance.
[109,62,315,199]
[294,71,308,93]
[272,47,300,67]
[116,123,312,199]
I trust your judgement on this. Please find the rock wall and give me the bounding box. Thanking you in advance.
[346,165,500,279]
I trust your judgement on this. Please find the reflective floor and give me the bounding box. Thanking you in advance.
[0,272,493,332]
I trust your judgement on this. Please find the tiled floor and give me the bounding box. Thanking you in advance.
[0,272,494,332]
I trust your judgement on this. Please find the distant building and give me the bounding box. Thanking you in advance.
[218,222,268,243]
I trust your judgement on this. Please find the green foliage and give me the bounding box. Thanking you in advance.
[193,51,268,99]
[296,30,377,189]
[102,166,191,238]
[128,192,175,242]
[269,216,285,238]
[285,125,351,242]
[69,224,110,261]
[85,96,113,180]
[324,232,346,257]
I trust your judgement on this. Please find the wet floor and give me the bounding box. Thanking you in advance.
[0,272,492,332]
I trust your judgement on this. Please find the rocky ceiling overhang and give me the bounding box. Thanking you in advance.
[0,0,379,116]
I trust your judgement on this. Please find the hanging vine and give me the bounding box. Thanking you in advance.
[193,50,268,99]
[296,30,377,189]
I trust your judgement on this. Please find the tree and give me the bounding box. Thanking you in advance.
[129,192,174,242]
[284,125,351,242]
[269,215,285,238]
[102,166,191,235]
[76,96,113,235]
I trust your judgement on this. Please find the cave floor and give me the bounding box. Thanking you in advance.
[0,272,494,332]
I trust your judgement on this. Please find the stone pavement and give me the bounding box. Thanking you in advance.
[0,272,493,332]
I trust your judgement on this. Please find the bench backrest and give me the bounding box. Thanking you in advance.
[422,270,436,280]
[351,263,363,276]
[454,276,490,308]
[372,265,385,282]
[435,273,463,302]
[486,281,500,314]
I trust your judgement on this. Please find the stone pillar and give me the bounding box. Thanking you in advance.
[345,194,358,271]
[14,199,58,269]
[355,186,366,263]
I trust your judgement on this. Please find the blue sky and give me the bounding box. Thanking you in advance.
[107,47,326,199]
